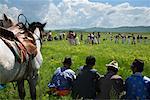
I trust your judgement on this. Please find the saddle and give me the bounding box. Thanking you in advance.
[0,26,37,63]
[0,26,16,41]
[15,33,37,57]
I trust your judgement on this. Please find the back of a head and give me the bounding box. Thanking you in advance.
[131,59,144,72]
[86,56,96,67]
[63,57,72,67]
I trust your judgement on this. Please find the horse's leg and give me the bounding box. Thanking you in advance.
[17,80,26,100]
[28,73,38,100]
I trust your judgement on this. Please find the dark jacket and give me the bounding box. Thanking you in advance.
[71,66,101,99]
[97,71,124,99]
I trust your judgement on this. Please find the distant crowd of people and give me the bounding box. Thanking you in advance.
[47,56,150,99]
[43,31,149,45]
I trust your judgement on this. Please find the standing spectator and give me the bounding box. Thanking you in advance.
[75,36,80,45]
[128,35,131,44]
[62,32,65,39]
[47,57,76,96]
[47,31,53,41]
[80,32,83,41]
[125,59,150,99]
[67,31,76,45]
[140,35,143,43]
[72,56,101,99]
[91,32,95,45]
[59,32,63,40]
[115,35,119,44]
[137,35,140,43]
[97,32,101,44]
[132,34,136,44]
[97,60,124,99]
[121,35,126,44]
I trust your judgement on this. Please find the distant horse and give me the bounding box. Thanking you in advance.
[0,14,46,99]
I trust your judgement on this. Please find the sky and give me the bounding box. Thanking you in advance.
[0,0,150,29]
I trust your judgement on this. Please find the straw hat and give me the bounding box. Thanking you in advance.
[106,60,119,70]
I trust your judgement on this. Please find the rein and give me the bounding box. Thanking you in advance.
[17,14,29,28]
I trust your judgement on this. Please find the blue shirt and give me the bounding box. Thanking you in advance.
[48,67,76,90]
[125,72,150,99]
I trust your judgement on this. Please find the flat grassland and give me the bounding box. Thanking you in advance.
[0,33,150,99]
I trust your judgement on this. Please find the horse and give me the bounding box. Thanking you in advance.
[0,14,46,99]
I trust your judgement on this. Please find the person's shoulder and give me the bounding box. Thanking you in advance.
[65,69,75,74]
[143,76,150,83]
[125,74,139,83]
[79,66,84,69]
[90,69,99,75]
[90,69,102,77]
[54,67,62,74]
[111,75,122,80]
[77,66,84,72]
[90,68,97,72]
[125,75,132,81]
[63,69,76,80]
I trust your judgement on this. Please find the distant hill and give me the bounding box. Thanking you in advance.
[82,26,150,33]
[52,26,150,33]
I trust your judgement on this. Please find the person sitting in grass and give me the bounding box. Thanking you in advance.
[71,55,101,99]
[97,60,124,99]
[47,57,76,96]
[125,59,150,99]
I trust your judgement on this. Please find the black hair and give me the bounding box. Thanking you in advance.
[86,56,96,67]
[107,66,118,74]
[131,59,144,72]
[63,57,72,66]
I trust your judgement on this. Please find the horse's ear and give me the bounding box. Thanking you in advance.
[42,23,46,28]
[28,23,31,29]
[8,19,12,23]
[3,13,8,21]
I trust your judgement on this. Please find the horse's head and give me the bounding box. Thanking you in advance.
[28,22,46,46]
[0,14,14,28]
[28,22,46,69]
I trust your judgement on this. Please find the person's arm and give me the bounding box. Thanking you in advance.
[95,72,101,93]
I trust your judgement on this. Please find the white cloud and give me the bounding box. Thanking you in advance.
[4,0,9,3]
[0,4,22,22]
[40,0,150,29]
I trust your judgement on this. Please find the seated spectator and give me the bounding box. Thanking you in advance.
[47,57,76,96]
[71,55,101,99]
[125,59,150,99]
[97,60,124,99]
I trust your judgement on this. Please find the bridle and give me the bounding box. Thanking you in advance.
[18,14,43,45]
[34,33,42,45]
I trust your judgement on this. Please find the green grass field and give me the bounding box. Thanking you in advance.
[0,34,150,99]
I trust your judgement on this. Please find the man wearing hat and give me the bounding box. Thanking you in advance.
[47,57,76,96]
[97,60,124,99]
[125,59,150,99]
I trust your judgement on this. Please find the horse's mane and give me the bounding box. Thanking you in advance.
[28,22,44,32]
[28,22,46,39]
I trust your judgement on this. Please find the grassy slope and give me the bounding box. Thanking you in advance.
[0,36,150,99]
